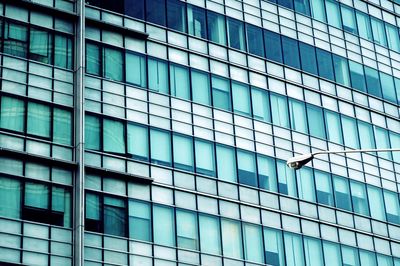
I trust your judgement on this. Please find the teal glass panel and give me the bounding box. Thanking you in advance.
[127,123,149,161]
[282,36,300,69]
[246,24,264,57]
[146,0,165,25]
[323,241,341,266]
[85,193,100,232]
[350,181,369,216]
[371,18,387,46]
[103,47,123,81]
[356,11,373,41]
[304,237,323,266]
[333,175,352,211]
[341,246,360,266]
[342,116,360,149]
[383,190,400,224]
[326,0,342,28]
[359,250,377,266]
[237,150,257,187]
[294,0,310,16]
[0,96,25,132]
[349,61,367,92]
[380,72,397,103]
[188,5,206,38]
[191,70,211,105]
[296,167,315,202]
[341,5,357,34]
[395,78,400,104]
[270,93,289,128]
[85,115,100,150]
[264,30,283,63]
[257,155,277,192]
[299,42,318,75]
[277,160,297,197]
[333,55,351,87]
[389,132,400,162]
[216,145,237,182]
[367,185,386,221]
[25,182,49,209]
[86,43,101,76]
[307,104,326,139]
[4,22,28,58]
[148,58,169,94]
[377,254,394,266]
[212,76,231,111]
[310,0,326,22]
[374,127,392,160]
[227,18,245,51]
[170,64,190,100]
[207,11,226,45]
[27,102,51,138]
[316,48,334,80]
[0,176,21,219]
[167,0,186,32]
[232,82,251,116]
[129,200,151,241]
[126,52,147,87]
[221,219,243,259]
[243,223,263,263]
[104,196,126,237]
[357,121,375,149]
[315,170,334,206]
[52,186,71,227]
[251,87,271,123]
[264,228,284,266]
[153,205,175,246]
[284,232,305,266]
[386,23,400,52]
[30,28,52,64]
[195,139,215,177]
[289,99,307,134]
[150,129,171,166]
[365,66,382,97]
[325,110,343,145]
[54,35,73,69]
[53,108,72,145]
[199,214,221,255]
[173,134,194,171]
[103,119,125,154]
[176,210,198,250]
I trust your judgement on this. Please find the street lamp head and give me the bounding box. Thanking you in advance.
[286,153,314,170]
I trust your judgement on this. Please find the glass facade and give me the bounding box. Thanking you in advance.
[0,0,400,265]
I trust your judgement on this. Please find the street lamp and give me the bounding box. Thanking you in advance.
[287,148,400,170]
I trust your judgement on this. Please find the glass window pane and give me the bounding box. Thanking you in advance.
[367,185,386,221]
[289,99,308,134]
[282,36,300,69]
[294,0,310,15]
[277,160,297,197]
[316,48,334,80]
[127,123,149,161]
[104,196,126,237]
[85,193,101,233]
[86,43,100,76]
[53,108,72,145]
[270,93,289,128]
[170,64,190,100]
[191,69,211,105]
[323,241,342,266]
[325,110,343,145]
[126,52,147,87]
[232,82,251,116]
[246,24,264,57]
[375,127,392,160]
[304,237,323,266]
[27,102,51,138]
[386,23,400,52]
[150,129,171,166]
[326,0,342,28]
[207,11,226,45]
[243,223,264,263]
[315,170,334,206]
[167,0,186,32]
[296,167,316,202]
[264,228,285,266]
[188,5,206,38]
[342,116,360,149]
[227,18,245,51]
[257,155,277,192]
[30,28,52,64]
[176,210,198,250]
[199,214,221,255]
[371,18,387,46]
[350,181,369,216]
[52,187,71,227]
[333,175,352,211]
[299,42,318,75]
[103,119,125,154]
[390,132,400,162]
[0,96,25,132]
[264,30,283,63]
[146,0,166,26]
[349,61,367,92]
[356,11,373,41]
[333,55,351,87]
[307,104,326,139]
[377,254,394,266]
[25,182,49,209]
[173,134,194,171]
[212,76,231,111]
[341,5,357,34]
[237,150,257,187]
[148,58,169,94]
[153,205,175,246]
[4,22,28,58]
[85,115,100,150]
[380,72,397,103]
[310,0,326,22]
[195,139,215,177]
[284,232,305,266]
[251,87,271,123]
[278,0,293,9]
[216,145,237,182]
[365,66,382,97]
[125,0,145,19]
[383,190,400,224]
[357,121,375,149]
[104,48,123,81]
[221,219,243,259]
[0,176,21,219]
[341,246,360,266]
[129,200,151,241]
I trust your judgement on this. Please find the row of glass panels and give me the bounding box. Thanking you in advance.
[85,190,400,265]
[85,47,400,158]
[84,115,400,225]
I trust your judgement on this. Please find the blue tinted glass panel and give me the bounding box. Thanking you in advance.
[257,155,277,192]
[350,181,369,216]
[153,205,175,246]
[356,11,373,41]
[380,72,397,103]
[307,104,326,139]
[326,0,342,28]
[251,87,270,122]
[357,121,375,149]
[333,175,352,211]
[191,70,211,105]
[103,196,126,237]
[323,242,341,266]
[246,24,264,57]
[270,93,289,128]
[176,210,198,250]
[371,18,387,46]
[127,124,148,161]
[148,58,169,94]
[296,167,315,202]
[227,18,246,51]
[146,0,166,26]
[264,30,283,63]
[294,0,310,16]
[188,5,206,38]
[389,132,400,162]
[207,11,226,45]
[277,160,297,197]
[341,246,360,266]
[232,82,251,116]
[299,42,318,75]
[310,0,326,22]
[243,223,264,263]
[103,119,125,154]
[333,55,350,87]
[0,177,21,219]
[315,171,334,206]
[125,0,145,19]
[325,110,343,144]
[386,24,400,52]
[341,116,360,149]
[282,36,300,69]
[375,127,392,160]
[316,48,334,80]
[304,237,323,266]
[27,102,50,138]
[0,96,25,132]
[85,115,100,150]
[126,52,146,87]
[129,200,151,241]
[221,219,243,259]
[367,185,386,221]
[212,76,231,111]
[349,60,367,92]
[104,47,123,82]
[86,43,100,76]
[365,66,382,97]
[341,5,357,34]
[167,0,186,32]
[237,150,257,187]
[278,0,293,9]
[289,99,307,134]
[264,228,284,266]
[383,190,400,224]
[170,64,190,100]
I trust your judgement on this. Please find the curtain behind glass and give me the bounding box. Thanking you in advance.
[170,64,190,100]
[104,196,126,237]
[304,237,323,266]
[153,205,175,246]
[270,94,289,128]
[103,119,125,154]
[54,35,72,69]
[232,82,251,116]
[104,48,123,81]
[296,167,315,202]
[216,145,237,182]
[0,96,25,132]
[195,139,215,176]
[207,11,226,45]
[173,134,194,171]
[4,22,28,58]
[148,58,169,94]
[30,28,52,64]
[251,87,270,122]
[221,219,243,259]
[27,102,51,138]
[264,228,285,266]
[85,115,101,150]
[284,232,305,266]
[25,182,49,209]
[243,223,264,263]
[150,129,171,166]
[199,214,221,255]
[176,210,198,250]
[126,53,146,87]
[191,70,211,105]
[53,108,72,145]
[0,177,21,218]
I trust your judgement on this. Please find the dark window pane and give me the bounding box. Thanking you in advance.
[364,66,381,97]
[299,42,318,75]
[167,0,187,32]
[52,187,71,227]
[188,5,207,38]
[333,176,352,211]
[23,182,49,224]
[246,24,264,57]
[278,0,293,9]
[207,11,226,45]
[349,61,367,92]
[282,36,300,69]
[227,18,246,51]
[146,0,166,26]
[264,30,283,63]
[294,0,311,16]
[102,0,124,13]
[125,0,145,19]
[316,48,334,80]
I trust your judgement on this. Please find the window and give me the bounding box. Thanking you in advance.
[304,237,323,266]
[129,200,151,241]
[85,193,101,233]
[341,5,357,34]
[188,5,206,38]
[0,96,25,132]
[294,0,310,15]
[289,99,308,134]
[296,167,315,202]
[264,30,283,63]
[125,0,145,19]
[326,0,342,28]
[221,219,243,259]
[216,145,237,182]
[350,181,369,216]
[195,139,215,177]
[212,76,231,111]
[191,69,211,105]
[371,18,387,46]
[332,55,350,87]
[264,228,285,266]
[299,42,318,75]
[0,176,21,219]
[282,36,300,69]
[246,24,264,57]
[278,0,293,9]
[199,214,221,255]
[333,175,352,211]
[227,18,246,51]
[237,150,257,187]
[85,115,101,150]
[323,242,342,266]
[284,232,305,266]
[103,119,125,154]
[170,64,190,100]
[176,210,198,250]
[103,47,123,81]
[349,61,367,92]
[207,11,226,45]
[86,43,101,76]
[270,93,289,128]
[150,129,171,166]
[126,52,146,87]
[30,28,52,64]
[251,87,271,122]
[4,22,28,58]
[148,58,169,94]
[365,66,382,97]
[374,127,392,160]
[383,191,400,224]
[146,0,166,26]
[356,11,373,41]
[101,0,124,13]
[257,155,277,192]
[104,196,126,237]
[380,72,397,103]
[357,121,375,149]
[307,104,326,139]
[173,134,194,171]
[341,116,360,149]
[127,123,149,161]
[310,0,326,22]
[341,246,360,266]
[324,110,343,145]
[315,171,334,206]
[277,160,297,197]
[153,205,175,246]
[27,102,51,138]
[232,82,251,116]
[243,223,264,263]
[167,0,186,32]
[53,108,72,145]
[316,48,334,80]
[367,185,386,221]
[386,23,400,52]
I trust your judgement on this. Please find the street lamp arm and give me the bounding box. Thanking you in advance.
[287,148,400,170]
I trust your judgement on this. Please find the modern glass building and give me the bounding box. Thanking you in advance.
[0,0,400,265]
